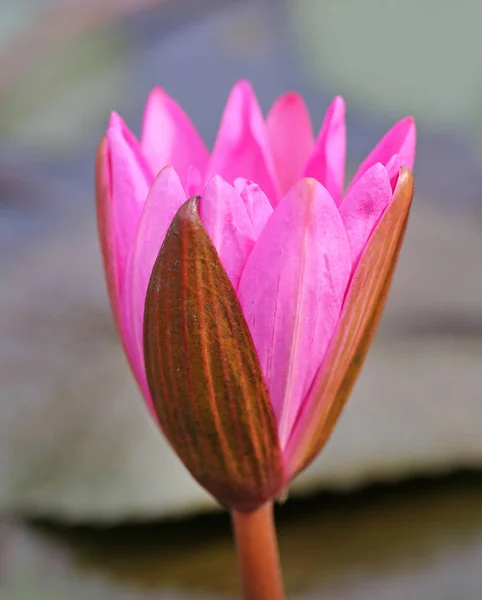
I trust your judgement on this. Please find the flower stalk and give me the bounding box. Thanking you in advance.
[232,503,285,600]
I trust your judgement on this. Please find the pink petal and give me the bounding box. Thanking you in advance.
[206,81,280,205]
[266,92,315,197]
[233,177,253,194]
[107,112,153,288]
[97,136,153,410]
[385,154,406,190]
[186,165,203,197]
[237,178,352,448]
[304,96,346,205]
[141,87,209,188]
[198,176,256,291]
[348,116,416,193]
[234,178,273,239]
[122,166,187,408]
[284,169,414,478]
[338,163,393,267]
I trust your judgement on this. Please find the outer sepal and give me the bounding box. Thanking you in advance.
[143,197,284,511]
[95,137,120,329]
[286,168,414,477]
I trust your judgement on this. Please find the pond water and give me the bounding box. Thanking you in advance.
[2,473,482,599]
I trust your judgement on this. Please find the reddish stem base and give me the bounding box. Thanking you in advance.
[232,502,285,600]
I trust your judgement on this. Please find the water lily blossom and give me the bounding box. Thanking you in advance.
[96,81,415,513]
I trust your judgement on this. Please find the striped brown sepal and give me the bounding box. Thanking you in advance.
[287,168,414,477]
[143,197,284,511]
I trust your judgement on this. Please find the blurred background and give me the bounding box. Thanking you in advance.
[1,0,482,598]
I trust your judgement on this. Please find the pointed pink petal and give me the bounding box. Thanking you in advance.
[122,167,187,408]
[97,136,151,407]
[237,179,352,448]
[266,92,315,197]
[234,178,273,239]
[141,87,209,187]
[198,176,256,291]
[101,117,156,414]
[206,81,280,205]
[110,112,154,183]
[107,112,153,285]
[339,163,393,267]
[304,96,346,205]
[348,116,416,193]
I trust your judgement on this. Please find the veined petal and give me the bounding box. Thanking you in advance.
[304,96,346,205]
[266,92,315,197]
[207,81,280,205]
[234,178,273,239]
[199,176,256,291]
[106,113,153,284]
[339,163,393,267]
[237,178,352,448]
[348,117,416,193]
[141,87,209,187]
[144,197,284,510]
[286,169,414,477]
[123,166,187,407]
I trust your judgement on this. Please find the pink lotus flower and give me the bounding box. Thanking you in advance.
[96,80,415,511]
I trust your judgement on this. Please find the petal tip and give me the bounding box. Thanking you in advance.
[277,91,306,108]
[298,176,336,204]
[155,164,185,187]
[233,79,254,94]
[369,161,389,176]
[331,95,346,115]
[147,85,166,99]
[205,172,231,190]
[396,165,414,193]
[109,111,124,129]
[143,86,174,115]
[396,115,417,138]
[227,80,258,108]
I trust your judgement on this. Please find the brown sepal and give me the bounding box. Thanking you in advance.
[143,197,284,511]
[287,168,415,477]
